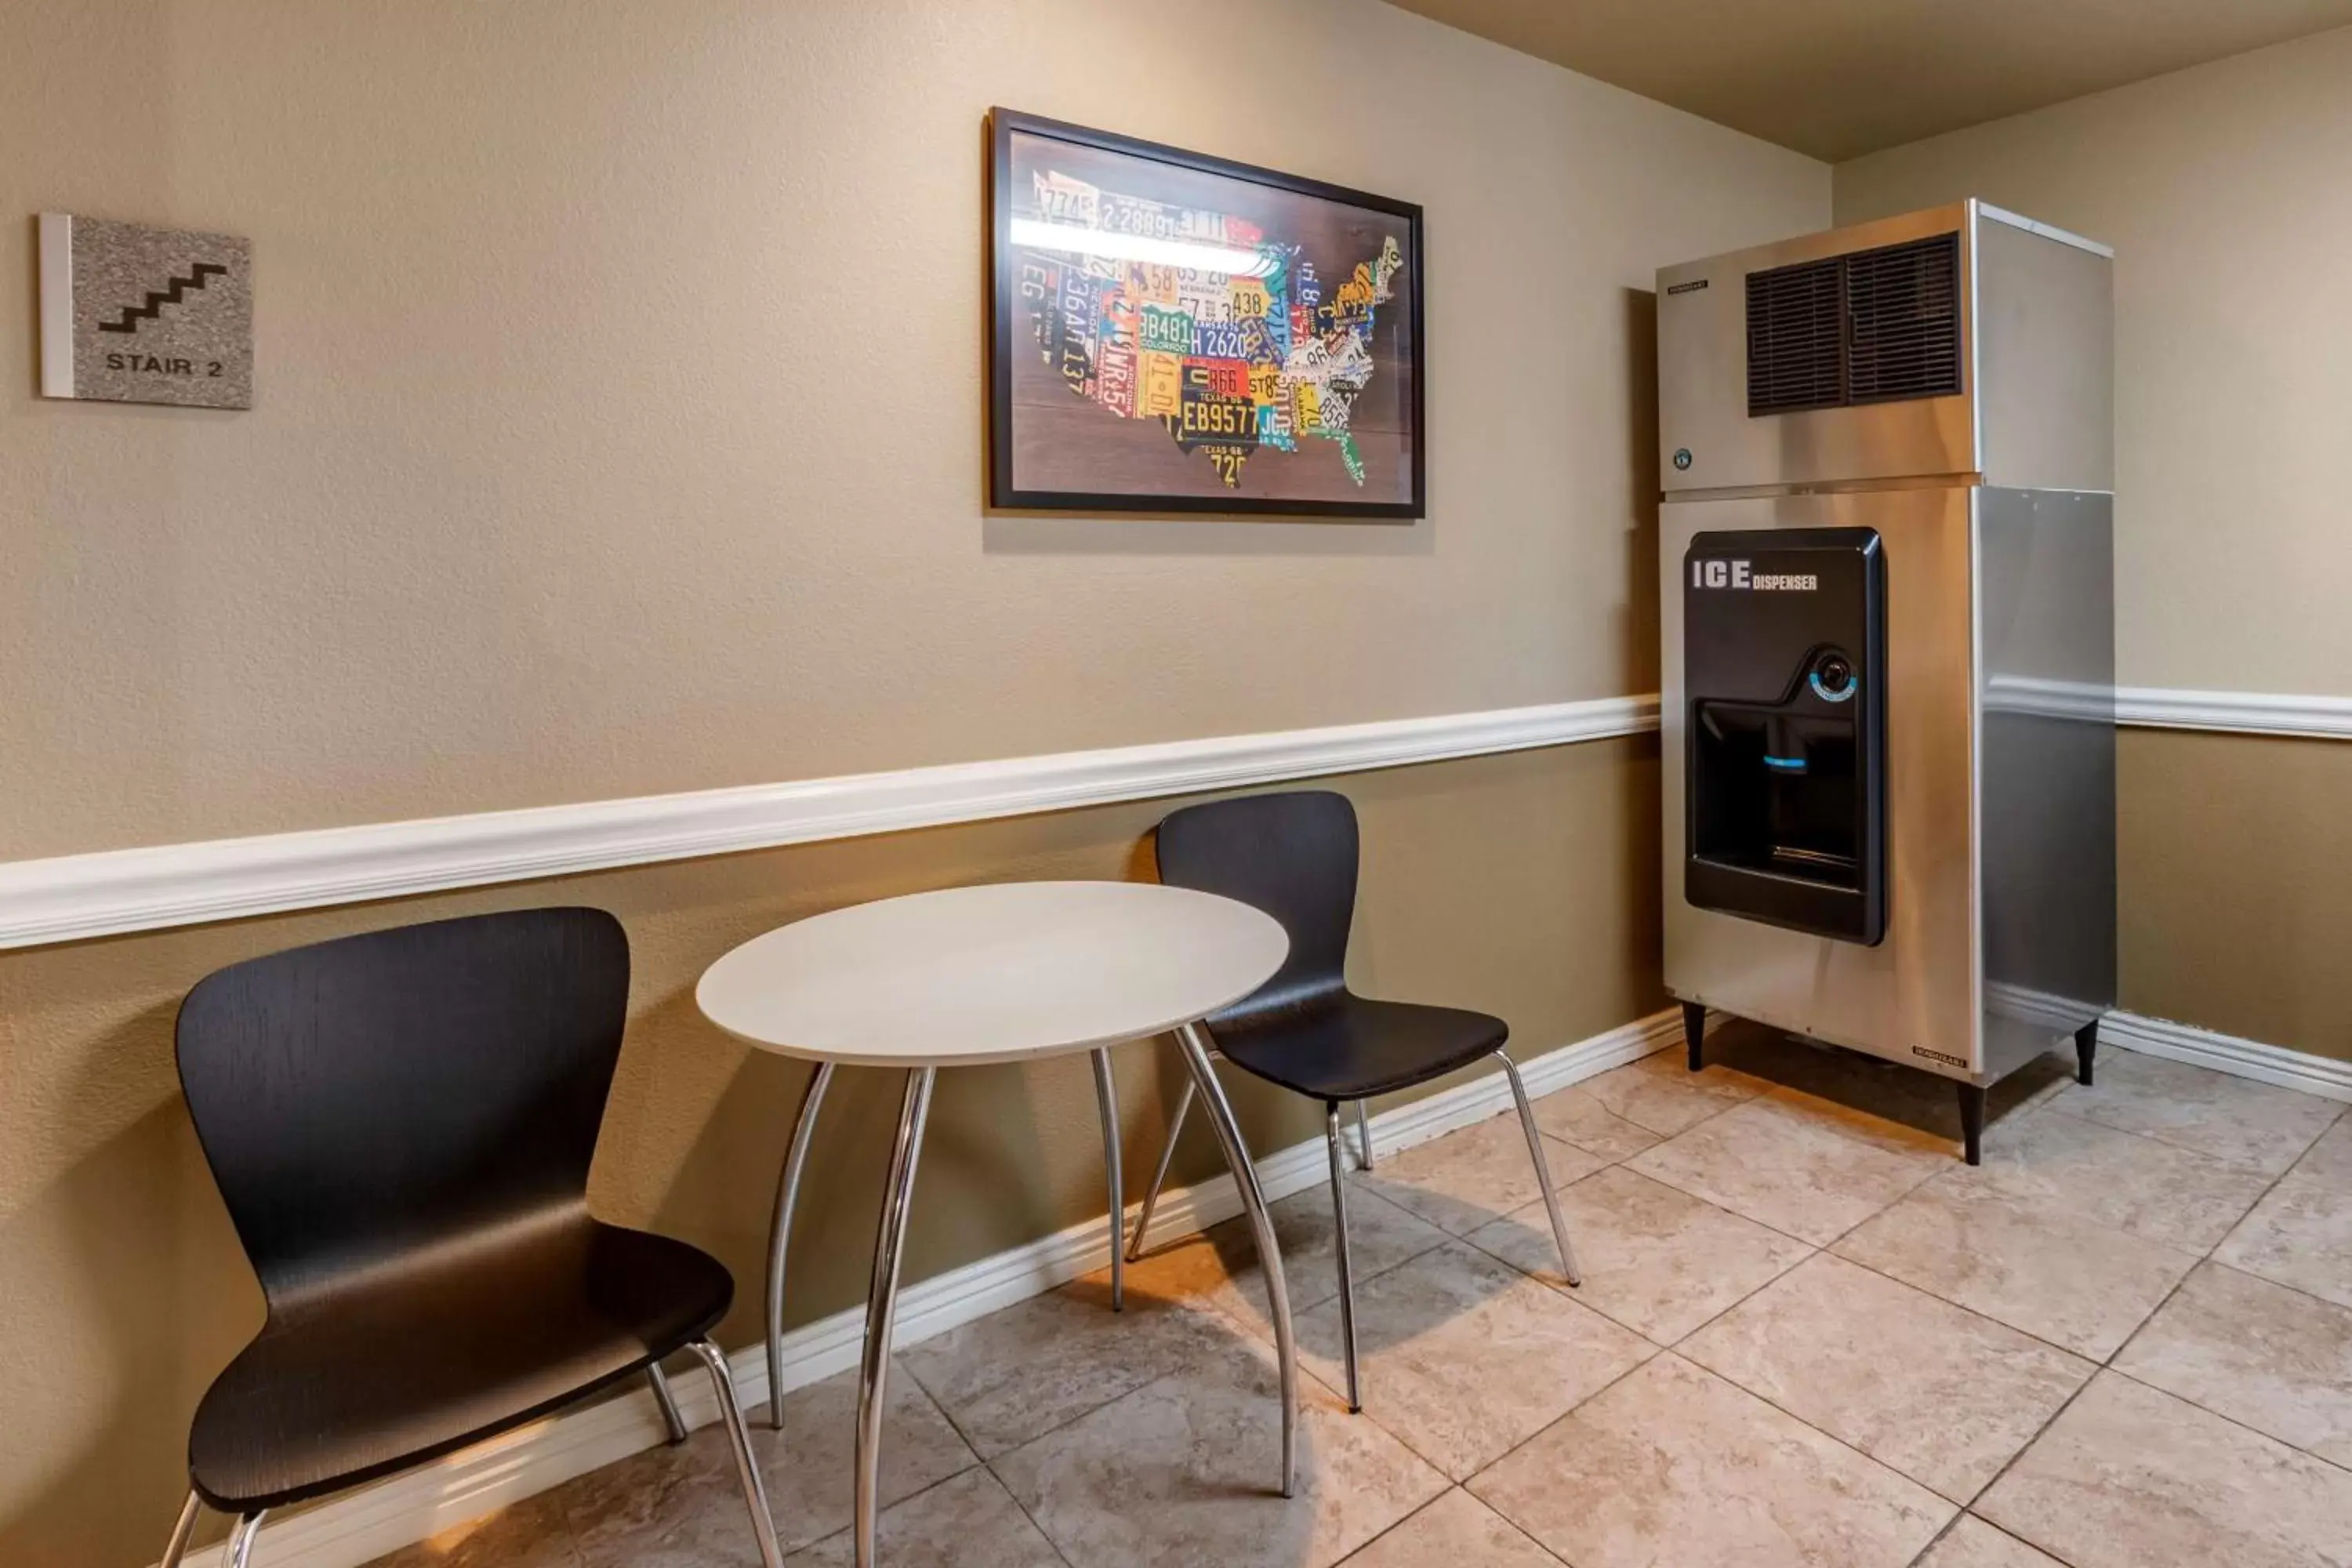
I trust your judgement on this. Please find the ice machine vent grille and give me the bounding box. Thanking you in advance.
[1847,234,1962,405]
[1743,231,1963,418]
[1746,258,1845,416]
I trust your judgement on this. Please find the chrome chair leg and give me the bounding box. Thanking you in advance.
[857,1067,936,1566]
[1091,1047,1125,1310]
[1354,1098,1375,1169]
[157,1490,202,1568]
[1124,1076,1194,1262]
[690,1337,784,1568]
[1325,1104,1362,1413]
[1497,1049,1581,1287]
[1175,1021,1298,1497]
[766,1059,835,1429]
[645,1360,690,1444]
[224,1512,267,1568]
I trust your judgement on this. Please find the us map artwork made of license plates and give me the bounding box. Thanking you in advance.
[1011,156,1406,499]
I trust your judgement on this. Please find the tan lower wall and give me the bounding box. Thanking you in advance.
[0,738,1661,1567]
[2118,728,2352,1062]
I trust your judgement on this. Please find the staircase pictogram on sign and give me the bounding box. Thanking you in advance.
[96,262,231,334]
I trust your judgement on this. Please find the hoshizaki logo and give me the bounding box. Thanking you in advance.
[1691,560,1821,591]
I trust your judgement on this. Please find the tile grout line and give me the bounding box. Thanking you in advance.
[2191,1254,2352,1324]
[1935,1090,2344,1548]
[1464,1345,1973,1554]
[1491,1062,2246,1533]
[890,1356,991,1468]
[1209,1066,1747,1537]
[1819,1247,2098,1370]
[881,1352,1090,1562]
[990,1461,1081,1568]
[779,1462,1044,1566]
[908,1160,1406,1479]
[1461,1076,1792,1321]
[1446,1053,2351,1559]
[1327,1486,1577,1568]
[1635,1241,1821,1352]
[2085,1108,2352,1480]
[2096,1361,2352,1480]
[1150,1056,2316,1559]
[388,1046,2340,1568]
[917,1062,2350,1563]
[1290,1089,1711,1499]
[1756,1086,2209,1369]
[1626,1108,1947,1258]
[1122,1168,1591,1494]
[1901,1512,1969,1567]
[1295,1216,1679,1493]
[1663,1280,2047,1519]
[1456,1346,1673,1514]
[2035,1091,2345,1181]
[834,1338,1120,1564]
[1380,1053,2344,1551]
[1902,1510,2048,1568]
[1468,1069,1839,1351]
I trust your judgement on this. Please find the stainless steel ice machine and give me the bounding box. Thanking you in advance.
[1657,201,2116,1162]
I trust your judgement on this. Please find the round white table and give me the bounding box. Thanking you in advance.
[697,880,1296,1566]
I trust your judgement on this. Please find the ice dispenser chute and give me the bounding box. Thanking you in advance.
[1683,527,1887,946]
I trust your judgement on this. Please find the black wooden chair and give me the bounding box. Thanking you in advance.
[1124,790,1581,1411]
[156,907,782,1568]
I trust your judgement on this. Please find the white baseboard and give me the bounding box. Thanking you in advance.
[2103,1010,2352,1102]
[1975,986,2346,1105]
[157,1007,1690,1568]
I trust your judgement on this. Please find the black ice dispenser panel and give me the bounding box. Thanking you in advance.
[1684,527,1887,945]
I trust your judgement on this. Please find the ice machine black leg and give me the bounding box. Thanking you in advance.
[1957,1082,1987,1166]
[2074,1018,2099,1087]
[1682,1001,1708,1072]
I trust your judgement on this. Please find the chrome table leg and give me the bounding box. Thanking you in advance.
[691,1337,784,1568]
[1125,1076,1194,1262]
[157,1490,202,1568]
[645,1361,690,1444]
[766,1059,835,1428]
[1354,1098,1375,1170]
[1175,1021,1298,1497]
[1325,1104,1362,1412]
[1091,1047,1125,1310]
[1497,1050,1581,1286]
[224,1512,267,1568]
[857,1066,937,1566]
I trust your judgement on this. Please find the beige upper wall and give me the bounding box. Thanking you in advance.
[1835,24,2352,696]
[0,0,1825,862]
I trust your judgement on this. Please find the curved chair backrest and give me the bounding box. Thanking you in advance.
[1155,789,1358,1025]
[174,906,631,1306]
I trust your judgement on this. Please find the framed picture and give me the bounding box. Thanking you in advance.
[989,109,1425,518]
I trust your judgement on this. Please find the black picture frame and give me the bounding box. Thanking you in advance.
[988,109,1426,519]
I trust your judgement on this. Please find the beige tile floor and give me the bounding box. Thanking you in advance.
[370,1025,2352,1567]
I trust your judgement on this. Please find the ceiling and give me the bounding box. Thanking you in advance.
[1386,0,2352,160]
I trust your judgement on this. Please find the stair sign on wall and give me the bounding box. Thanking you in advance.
[38,212,252,409]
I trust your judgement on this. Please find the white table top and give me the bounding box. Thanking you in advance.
[695,880,1289,1067]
